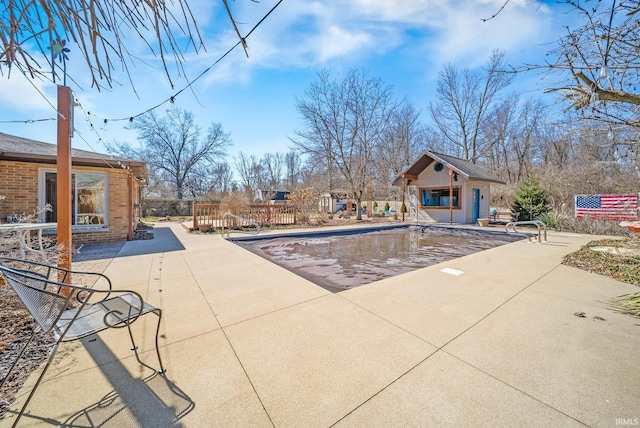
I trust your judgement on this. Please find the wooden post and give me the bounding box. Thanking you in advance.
[192,201,198,229]
[449,168,453,225]
[57,85,73,278]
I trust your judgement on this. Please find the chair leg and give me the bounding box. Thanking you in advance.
[11,342,60,428]
[125,311,165,374]
[152,308,166,373]
[0,326,40,390]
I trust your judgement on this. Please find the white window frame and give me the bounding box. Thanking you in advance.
[419,186,462,209]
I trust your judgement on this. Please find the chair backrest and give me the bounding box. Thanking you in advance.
[0,264,73,334]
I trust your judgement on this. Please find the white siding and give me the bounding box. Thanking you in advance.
[407,164,493,224]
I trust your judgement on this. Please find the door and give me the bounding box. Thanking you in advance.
[472,188,480,222]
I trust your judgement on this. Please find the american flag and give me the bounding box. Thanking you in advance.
[575,194,638,221]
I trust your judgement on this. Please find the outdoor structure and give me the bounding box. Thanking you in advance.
[319,191,356,214]
[0,133,148,243]
[255,189,291,205]
[393,150,505,224]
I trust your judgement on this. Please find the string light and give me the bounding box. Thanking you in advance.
[124,117,134,130]
[101,119,108,131]
[601,0,616,82]
[599,65,610,81]
[166,96,175,115]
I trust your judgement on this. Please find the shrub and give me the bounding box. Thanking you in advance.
[286,187,318,225]
[512,177,549,221]
[220,192,250,215]
[219,193,251,228]
[384,202,390,211]
[555,216,629,236]
[536,211,561,228]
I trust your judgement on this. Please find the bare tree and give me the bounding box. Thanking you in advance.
[292,68,396,220]
[522,1,640,129]
[262,152,285,190]
[184,161,234,199]
[537,122,573,171]
[212,161,235,197]
[430,50,514,162]
[482,94,549,184]
[509,98,546,182]
[108,108,230,199]
[284,151,304,190]
[234,151,265,202]
[376,99,425,186]
[482,93,520,183]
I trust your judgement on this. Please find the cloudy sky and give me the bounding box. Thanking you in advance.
[0,0,578,162]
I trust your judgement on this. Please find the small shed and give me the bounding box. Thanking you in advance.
[393,150,505,224]
[319,191,356,214]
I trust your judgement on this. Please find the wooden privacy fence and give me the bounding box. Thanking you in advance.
[192,203,296,229]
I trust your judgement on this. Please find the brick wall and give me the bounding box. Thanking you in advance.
[0,160,139,244]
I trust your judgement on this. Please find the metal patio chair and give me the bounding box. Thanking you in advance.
[0,257,165,427]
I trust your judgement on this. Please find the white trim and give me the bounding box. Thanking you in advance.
[38,168,109,229]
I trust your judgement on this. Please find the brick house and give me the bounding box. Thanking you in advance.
[0,133,148,243]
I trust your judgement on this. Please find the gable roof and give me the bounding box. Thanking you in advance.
[0,132,148,181]
[392,150,506,186]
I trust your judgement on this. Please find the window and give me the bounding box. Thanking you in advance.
[41,170,108,227]
[420,187,460,209]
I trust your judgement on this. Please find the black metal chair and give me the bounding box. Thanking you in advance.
[0,257,165,427]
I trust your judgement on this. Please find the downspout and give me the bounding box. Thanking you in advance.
[401,176,406,221]
[449,168,453,225]
[127,173,134,240]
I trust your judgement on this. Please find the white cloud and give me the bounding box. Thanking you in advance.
[317,25,371,63]
[217,0,557,75]
[0,72,56,114]
[426,0,555,67]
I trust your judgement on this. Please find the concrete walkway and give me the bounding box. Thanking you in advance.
[3,222,639,427]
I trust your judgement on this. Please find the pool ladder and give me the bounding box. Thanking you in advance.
[505,220,547,243]
[222,212,261,238]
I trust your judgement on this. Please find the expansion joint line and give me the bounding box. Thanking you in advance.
[184,256,275,427]
[332,263,587,427]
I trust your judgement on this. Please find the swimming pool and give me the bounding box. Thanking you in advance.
[230,224,522,292]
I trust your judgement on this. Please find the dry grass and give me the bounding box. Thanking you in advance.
[562,237,640,319]
[562,238,640,286]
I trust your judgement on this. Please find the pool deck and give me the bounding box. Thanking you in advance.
[3,221,640,427]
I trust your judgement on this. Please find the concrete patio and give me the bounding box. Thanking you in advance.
[2,222,639,427]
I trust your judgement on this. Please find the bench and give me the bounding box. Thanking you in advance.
[489,209,521,224]
[0,257,165,426]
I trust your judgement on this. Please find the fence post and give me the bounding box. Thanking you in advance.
[192,201,198,229]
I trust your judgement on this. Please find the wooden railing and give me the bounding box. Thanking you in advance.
[192,203,296,229]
